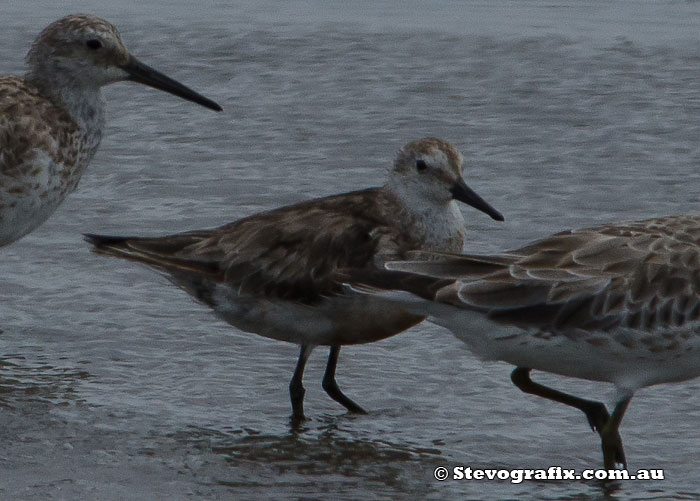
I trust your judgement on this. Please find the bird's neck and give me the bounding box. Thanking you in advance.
[383,183,467,253]
[25,69,106,134]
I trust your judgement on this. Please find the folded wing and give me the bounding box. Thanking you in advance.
[86,188,419,304]
[374,215,700,334]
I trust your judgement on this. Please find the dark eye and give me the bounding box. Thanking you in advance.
[86,39,102,50]
[416,159,428,172]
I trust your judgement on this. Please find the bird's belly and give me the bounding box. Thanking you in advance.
[0,161,79,247]
[210,287,424,346]
[437,308,700,391]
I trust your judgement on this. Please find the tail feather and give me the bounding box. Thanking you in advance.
[84,233,131,249]
[83,233,221,280]
[338,268,463,319]
[389,251,515,278]
[335,267,452,301]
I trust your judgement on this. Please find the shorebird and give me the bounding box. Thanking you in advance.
[85,137,504,424]
[341,214,700,468]
[0,14,221,247]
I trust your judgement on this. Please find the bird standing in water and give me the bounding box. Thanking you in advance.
[86,138,503,425]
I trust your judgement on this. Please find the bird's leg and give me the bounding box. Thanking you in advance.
[601,397,631,470]
[511,367,626,466]
[511,367,610,431]
[289,344,314,426]
[321,345,367,414]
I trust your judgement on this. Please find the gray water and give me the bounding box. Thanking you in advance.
[3,1,700,499]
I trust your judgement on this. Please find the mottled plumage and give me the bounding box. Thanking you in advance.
[86,137,504,423]
[0,14,221,247]
[344,214,700,468]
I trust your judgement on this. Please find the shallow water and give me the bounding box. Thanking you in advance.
[3,1,700,499]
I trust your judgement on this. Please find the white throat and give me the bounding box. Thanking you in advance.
[26,70,106,171]
[26,66,106,132]
[385,177,466,253]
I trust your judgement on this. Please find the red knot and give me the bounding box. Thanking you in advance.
[85,137,503,425]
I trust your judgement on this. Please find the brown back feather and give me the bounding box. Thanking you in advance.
[89,188,422,304]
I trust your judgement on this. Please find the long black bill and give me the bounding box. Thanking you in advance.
[450,178,504,221]
[121,55,222,112]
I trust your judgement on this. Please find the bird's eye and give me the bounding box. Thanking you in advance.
[85,39,103,50]
[416,159,428,172]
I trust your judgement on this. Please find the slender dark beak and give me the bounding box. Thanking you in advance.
[121,55,222,112]
[450,178,504,221]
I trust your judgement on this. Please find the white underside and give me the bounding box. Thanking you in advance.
[0,151,74,246]
[356,288,700,393]
[208,284,422,347]
[0,198,62,246]
[429,303,700,393]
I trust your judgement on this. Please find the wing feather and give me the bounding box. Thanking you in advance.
[392,215,700,333]
[87,188,421,303]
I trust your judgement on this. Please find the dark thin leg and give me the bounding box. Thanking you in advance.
[601,397,631,470]
[322,345,367,414]
[511,367,626,467]
[511,367,610,432]
[289,345,313,426]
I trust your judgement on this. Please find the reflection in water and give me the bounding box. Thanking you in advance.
[0,354,90,407]
[169,417,441,496]
[161,420,648,500]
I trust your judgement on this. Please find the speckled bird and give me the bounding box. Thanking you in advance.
[341,215,700,469]
[0,14,221,247]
